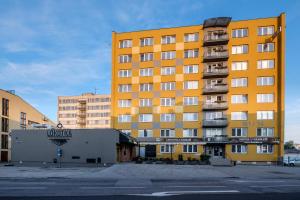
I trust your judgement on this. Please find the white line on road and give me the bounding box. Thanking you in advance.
[80,186,145,189]
[250,184,300,188]
[0,187,46,190]
[129,190,240,197]
[164,186,226,188]
[229,180,285,183]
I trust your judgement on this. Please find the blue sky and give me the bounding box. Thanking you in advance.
[0,0,299,142]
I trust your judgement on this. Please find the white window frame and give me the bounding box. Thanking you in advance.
[184,33,199,42]
[140,52,153,62]
[140,37,153,46]
[232,28,248,38]
[184,65,198,74]
[232,128,248,137]
[257,43,275,52]
[231,61,248,71]
[257,94,274,103]
[231,94,248,104]
[231,78,248,87]
[118,84,132,92]
[231,112,248,120]
[140,68,153,76]
[118,69,132,77]
[257,77,274,86]
[160,129,175,137]
[257,60,275,69]
[183,96,198,105]
[184,81,198,89]
[139,114,153,122]
[119,40,132,48]
[258,26,275,36]
[257,128,274,137]
[161,66,176,75]
[232,144,247,153]
[160,113,175,122]
[183,145,197,153]
[184,49,199,58]
[160,144,175,153]
[118,115,131,123]
[183,129,198,137]
[160,98,175,106]
[232,45,248,54]
[118,99,131,108]
[183,113,198,121]
[257,144,273,154]
[140,83,153,92]
[161,35,176,44]
[138,129,153,137]
[161,51,176,60]
[119,55,132,63]
[257,111,274,120]
[161,82,175,91]
[139,98,152,107]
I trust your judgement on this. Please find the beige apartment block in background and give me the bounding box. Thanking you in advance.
[0,89,55,162]
[58,93,111,129]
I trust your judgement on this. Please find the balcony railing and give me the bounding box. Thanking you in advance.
[203,33,229,46]
[202,84,228,94]
[203,135,229,143]
[203,68,229,78]
[202,102,228,110]
[203,51,229,62]
[202,118,228,127]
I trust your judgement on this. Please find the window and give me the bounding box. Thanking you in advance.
[257,77,274,86]
[20,112,26,129]
[231,94,248,104]
[140,83,153,92]
[257,43,274,52]
[257,128,274,137]
[1,134,8,149]
[160,113,175,122]
[231,78,247,87]
[1,117,9,132]
[161,35,176,44]
[118,84,131,92]
[204,111,223,120]
[119,40,132,48]
[140,68,153,76]
[258,26,275,36]
[257,111,274,120]
[184,81,198,89]
[161,51,176,60]
[232,45,248,54]
[184,49,199,58]
[140,53,153,62]
[232,144,247,153]
[231,61,248,71]
[183,129,198,137]
[118,69,131,77]
[257,94,274,103]
[160,98,175,106]
[232,128,248,137]
[139,98,152,107]
[183,145,197,153]
[232,28,248,38]
[119,55,132,63]
[140,37,153,46]
[231,112,248,120]
[160,144,175,153]
[118,99,131,108]
[257,60,274,69]
[2,98,9,116]
[184,33,199,42]
[184,65,198,74]
[138,129,153,137]
[183,113,198,121]
[183,97,198,105]
[160,129,175,137]
[118,115,131,123]
[161,82,175,91]
[161,66,175,75]
[139,114,153,122]
[257,144,273,154]
[205,128,224,137]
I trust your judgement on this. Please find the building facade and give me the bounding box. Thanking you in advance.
[0,89,55,162]
[111,14,285,163]
[58,93,111,129]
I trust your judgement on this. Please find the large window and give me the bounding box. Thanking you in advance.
[139,114,153,122]
[118,115,131,123]
[118,69,131,77]
[183,145,197,153]
[1,117,9,132]
[20,112,26,129]
[231,112,248,120]
[205,128,223,137]
[257,77,274,86]
[119,40,132,48]
[184,33,199,42]
[118,84,131,92]
[161,51,176,60]
[161,66,176,75]
[160,98,175,106]
[258,26,275,36]
[232,145,247,153]
[140,83,153,92]
[160,113,175,122]
[184,65,198,74]
[140,68,153,76]
[231,78,247,87]
[183,97,198,105]
[257,94,274,103]
[257,144,273,154]
[139,99,152,107]
[257,111,274,120]
[140,53,153,62]
[161,35,176,44]
[161,82,175,91]
[204,111,223,120]
[232,128,248,137]
[184,49,199,58]
[1,134,8,149]
[140,37,153,46]
[183,129,198,137]
[118,99,131,108]
[231,61,248,71]
[231,94,248,104]
[257,60,274,69]
[184,81,198,89]
[160,144,175,153]
[138,129,153,137]
[257,43,274,52]
[119,55,132,63]
[2,98,9,117]
[232,45,248,54]
[232,28,248,38]
[183,113,198,121]
[257,128,274,137]
[160,129,175,137]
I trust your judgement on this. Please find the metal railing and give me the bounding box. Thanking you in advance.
[202,118,228,127]
[203,68,229,77]
[203,85,228,94]
[204,34,229,42]
[202,102,228,110]
[204,51,229,59]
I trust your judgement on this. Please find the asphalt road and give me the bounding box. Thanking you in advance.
[1,177,300,199]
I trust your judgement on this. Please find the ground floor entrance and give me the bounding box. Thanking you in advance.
[204,145,225,158]
[0,151,8,162]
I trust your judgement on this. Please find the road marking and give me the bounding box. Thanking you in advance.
[129,190,240,197]
[230,180,285,183]
[0,187,46,190]
[164,186,226,188]
[250,184,300,188]
[80,186,145,189]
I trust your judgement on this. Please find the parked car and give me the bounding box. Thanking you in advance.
[284,157,300,166]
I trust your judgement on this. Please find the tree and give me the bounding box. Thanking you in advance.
[284,140,295,150]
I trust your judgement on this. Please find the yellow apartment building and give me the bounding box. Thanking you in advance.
[111,13,285,163]
[0,89,55,162]
[58,93,111,129]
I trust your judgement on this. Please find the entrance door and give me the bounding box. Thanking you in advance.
[213,146,224,157]
[145,145,156,158]
[1,151,8,162]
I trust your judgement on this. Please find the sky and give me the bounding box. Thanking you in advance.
[0,0,299,142]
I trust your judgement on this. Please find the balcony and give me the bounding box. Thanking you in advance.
[202,84,228,94]
[203,33,229,46]
[202,118,228,127]
[203,51,229,62]
[203,135,229,143]
[202,102,228,110]
[203,68,229,78]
